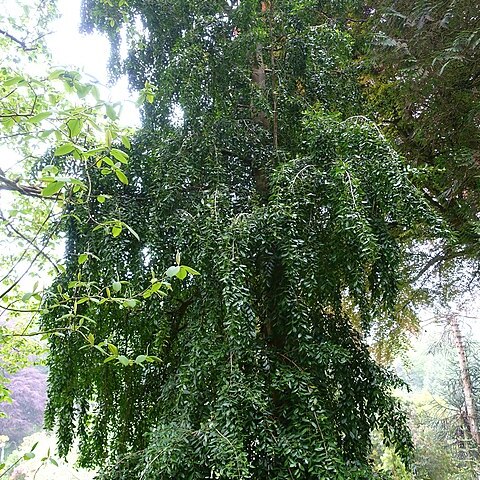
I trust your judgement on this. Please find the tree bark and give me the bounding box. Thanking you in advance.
[449,314,480,449]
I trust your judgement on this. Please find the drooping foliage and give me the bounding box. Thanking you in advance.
[42,0,432,477]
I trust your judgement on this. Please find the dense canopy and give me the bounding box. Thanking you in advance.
[41,0,433,478]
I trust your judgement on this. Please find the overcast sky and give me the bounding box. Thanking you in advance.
[46,0,138,126]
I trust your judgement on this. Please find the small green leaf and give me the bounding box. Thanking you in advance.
[166,266,181,278]
[146,355,161,363]
[23,452,35,460]
[176,267,188,280]
[87,333,95,344]
[97,195,106,203]
[182,265,201,276]
[108,343,119,355]
[67,118,83,137]
[135,354,147,364]
[22,292,32,303]
[110,148,129,164]
[103,157,115,167]
[28,111,52,124]
[54,143,75,157]
[105,104,117,120]
[121,135,131,149]
[91,85,101,101]
[49,458,59,467]
[4,75,23,86]
[43,165,59,175]
[112,225,122,237]
[112,281,121,292]
[84,147,104,158]
[41,181,65,197]
[115,169,129,185]
[105,128,113,147]
[124,299,137,308]
[124,223,140,241]
[118,355,130,366]
[78,253,88,265]
[48,69,65,80]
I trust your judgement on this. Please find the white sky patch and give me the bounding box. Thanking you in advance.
[46,0,139,128]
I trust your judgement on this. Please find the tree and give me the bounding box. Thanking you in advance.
[365,0,480,290]
[448,314,480,449]
[41,0,433,478]
[394,318,480,479]
[0,367,47,449]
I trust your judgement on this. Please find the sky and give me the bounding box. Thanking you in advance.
[46,0,139,127]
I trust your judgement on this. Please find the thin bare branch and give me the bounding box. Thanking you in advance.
[0,28,36,51]
[0,210,60,273]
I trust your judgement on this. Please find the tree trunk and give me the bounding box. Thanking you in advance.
[449,314,480,449]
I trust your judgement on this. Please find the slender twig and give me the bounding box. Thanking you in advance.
[2,327,73,338]
[0,29,34,51]
[0,206,54,285]
[0,211,60,273]
[0,211,59,300]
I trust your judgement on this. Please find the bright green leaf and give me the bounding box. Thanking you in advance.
[112,225,122,237]
[135,355,147,364]
[111,148,129,164]
[41,181,65,197]
[67,118,83,137]
[166,266,181,278]
[121,135,131,149]
[54,143,75,157]
[176,267,187,280]
[182,265,201,276]
[118,355,130,366]
[28,111,52,124]
[115,169,129,185]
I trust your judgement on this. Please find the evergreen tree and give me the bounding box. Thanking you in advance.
[43,0,430,477]
[365,0,480,282]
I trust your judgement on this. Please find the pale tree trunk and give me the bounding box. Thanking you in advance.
[449,314,480,449]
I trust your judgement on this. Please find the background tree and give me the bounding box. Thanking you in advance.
[365,0,480,291]
[386,319,480,479]
[0,367,47,450]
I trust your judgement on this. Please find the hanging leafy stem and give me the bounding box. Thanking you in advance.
[0,1,199,409]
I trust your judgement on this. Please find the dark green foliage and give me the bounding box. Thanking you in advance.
[42,0,431,477]
[365,0,480,273]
